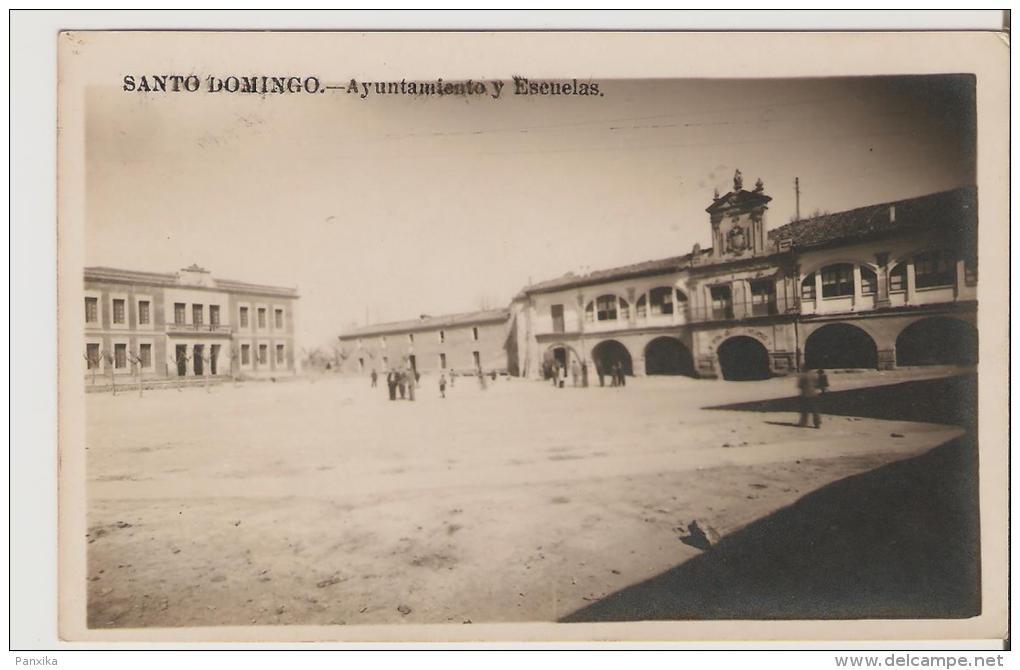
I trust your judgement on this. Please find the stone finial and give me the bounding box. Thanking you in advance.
[733,169,743,192]
[754,177,764,192]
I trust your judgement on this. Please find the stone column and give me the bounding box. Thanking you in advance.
[905,261,917,304]
[814,273,824,312]
[877,348,896,370]
[852,265,863,309]
[954,259,965,299]
[626,288,637,326]
[875,252,891,308]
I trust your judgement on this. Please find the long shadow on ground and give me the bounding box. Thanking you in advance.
[561,374,980,622]
[703,373,977,430]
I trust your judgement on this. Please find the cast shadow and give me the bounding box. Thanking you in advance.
[561,436,980,622]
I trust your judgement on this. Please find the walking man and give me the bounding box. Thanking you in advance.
[398,370,407,400]
[370,369,378,388]
[797,369,821,428]
[386,370,397,401]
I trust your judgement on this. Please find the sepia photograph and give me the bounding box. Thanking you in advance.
[50,30,1009,645]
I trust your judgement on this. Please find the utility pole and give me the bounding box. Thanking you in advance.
[794,177,801,221]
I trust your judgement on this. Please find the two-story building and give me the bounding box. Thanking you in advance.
[510,173,977,381]
[83,264,299,385]
[336,308,513,377]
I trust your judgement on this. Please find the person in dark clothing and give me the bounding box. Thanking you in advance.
[439,374,447,399]
[797,369,821,428]
[407,369,416,401]
[370,369,378,387]
[596,362,605,387]
[397,370,407,399]
[581,361,589,387]
[816,369,830,394]
[386,370,397,401]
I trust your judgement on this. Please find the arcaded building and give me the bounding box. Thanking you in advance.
[336,308,514,377]
[83,264,299,384]
[510,174,977,381]
[340,173,977,383]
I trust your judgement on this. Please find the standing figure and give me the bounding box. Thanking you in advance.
[816,369,830,395]
[559,364,567,389]
[439,373,447,399]
[370,369,378,388]
[570,359,580,387]
[581,361,589,387]
[596,362,605,387]
[386,370,397,401]
[407,369,416,401]
[450,371,455,388]
[618,362,626,387]
[551,363,559,387]
[398,370,407,400]
[414,370,421,387]
[796,369,821,428]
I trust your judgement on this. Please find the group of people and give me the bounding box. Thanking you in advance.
[545,358,629,389]
[371,367,493,401]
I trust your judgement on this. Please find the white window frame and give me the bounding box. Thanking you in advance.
[273,305,285,331]
[208,303,223,328]
[135,294,154,330]
[275,341,286,366]
[237,302,252,331]
[136,337,156,372]
[108,292,129,330]
[111,337,131,375]
[84,290,102,329]
[256,304,269,332]
[258,342,269,365]
[239,342,254,370]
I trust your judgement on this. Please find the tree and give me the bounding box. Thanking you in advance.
[83,347,103,388]
[103,349,117,396]
[126,349,145,397]
[168,350,190,392]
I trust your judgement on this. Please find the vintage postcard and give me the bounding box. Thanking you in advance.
[56,31,1009,644]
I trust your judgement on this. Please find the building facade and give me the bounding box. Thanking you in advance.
[340,174,978,383]
[83,264,299,384]
[336,309,514,377]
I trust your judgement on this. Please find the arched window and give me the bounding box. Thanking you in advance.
[860,266,877,295]
[889,264,907,293]
[820,263,854,298]
[675,288,688,304]
[636,294,647,318]
[914,250,955,289]
[588,294,629,322]
[801,273,816,300]
[648,287,674,316]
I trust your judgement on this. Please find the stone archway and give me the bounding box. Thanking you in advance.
[644,336,695,376]
[896,317,978,366]
[592,339,633,377]
[717,336,771,381]
[804,323,878,370]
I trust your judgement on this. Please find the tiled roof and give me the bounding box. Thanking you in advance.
[519,253,694,296]
[339,307,510,338]
[767,186,976,249]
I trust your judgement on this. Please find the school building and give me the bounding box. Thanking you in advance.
[83,264,299,384]
[340,173,978,383]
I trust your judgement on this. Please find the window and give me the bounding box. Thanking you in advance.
[241,344,250,365]
[801,273,816,300]
[889,264,907,292]
[274,308,284,329]
[914,250,955,289]
[440,353,447,368]
[860,267,877,295]
[192,304,204,326]
[750,279,775,315]
[112,298,126,324]
[821,263,854,298]
[675,289,688,306]
[85,297,98,324]
[257,308,267,329]
[710,285,733,319]
[408,333,414,344]
[595,295,618,321]
[635,295,647,319]
[649,287,674,316]
[139,343,152,368]
[258,344,268,364]
[472,327,479,341]
[86,343,101,369]
[138,300,151,325]
[239,306,249,328]
[276,344,285,364]
[114,343,127,369]
[438,330,445,343]
[585,301,595,323]
[550,304,565,333]
[209,305,220,326]
[174,303,186,325]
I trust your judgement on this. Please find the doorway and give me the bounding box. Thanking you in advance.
[193,344,204,376]
[175,344,187,376]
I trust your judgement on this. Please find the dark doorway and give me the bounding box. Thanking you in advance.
[804,323,878,370]
[175,344,187,377]
[408,354,417,373]
[717,336,770,381]
[896,317,978,366]
[193,344,204,376]
[552,346,567,370]
[644,337,695,376]
[210,344,220,375]
[592,340,633,377]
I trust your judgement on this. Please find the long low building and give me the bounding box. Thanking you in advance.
[83,264,299,384]
[340,173,978,382]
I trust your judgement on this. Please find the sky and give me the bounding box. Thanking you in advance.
[85,75,975,349]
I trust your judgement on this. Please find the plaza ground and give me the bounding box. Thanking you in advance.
[84,367,979,628]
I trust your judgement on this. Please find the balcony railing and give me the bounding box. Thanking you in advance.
[686,299,787,323]
[166,322,233,334]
